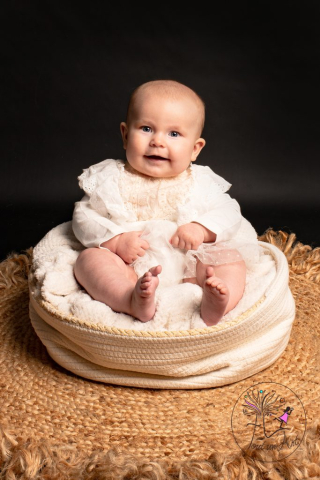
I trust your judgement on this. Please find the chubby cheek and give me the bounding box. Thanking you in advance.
[126,134,148,156]
[170,144,194,163]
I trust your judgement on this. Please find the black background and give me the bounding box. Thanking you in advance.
[2,1,320,261]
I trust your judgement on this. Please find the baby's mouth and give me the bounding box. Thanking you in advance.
[145,155,170,161]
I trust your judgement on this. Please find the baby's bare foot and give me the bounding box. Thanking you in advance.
[201,266,230,326]
[131,265,162,322]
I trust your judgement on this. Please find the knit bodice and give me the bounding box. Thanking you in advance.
[118,163,193,221]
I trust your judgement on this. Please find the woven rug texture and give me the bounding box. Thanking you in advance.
[0,229,319,479]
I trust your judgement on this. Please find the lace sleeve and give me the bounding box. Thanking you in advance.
[192,193,242,243]
[78,159,116,195]
[199,165,232,194]
[72,196,127,248]
[73,159,130,247]
[177,164,242,242]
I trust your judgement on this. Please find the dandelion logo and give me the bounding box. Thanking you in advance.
[231,382,306,462]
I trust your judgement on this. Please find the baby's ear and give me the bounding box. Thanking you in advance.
[120,122,128,149]
[191,138,206,162]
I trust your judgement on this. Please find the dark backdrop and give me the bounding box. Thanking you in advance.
[2,1,320,261]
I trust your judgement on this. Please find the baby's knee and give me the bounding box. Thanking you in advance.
[74,248,97,279]
[217,248,246,272]
[232,258,246,275]
[75,247,96,267]
[214,258,246,286]
[75,247,128,276]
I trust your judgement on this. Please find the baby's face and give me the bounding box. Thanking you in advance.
[120,91,205,177]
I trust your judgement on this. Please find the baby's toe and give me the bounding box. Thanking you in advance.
[141,273,152,283]
[206,277,219,287]
[141,277,152,288]
[217,285,228,294]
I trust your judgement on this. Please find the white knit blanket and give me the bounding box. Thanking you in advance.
[31,222,276,331]
[29,222,295,389]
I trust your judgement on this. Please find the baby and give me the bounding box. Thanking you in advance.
[73,80,258,326]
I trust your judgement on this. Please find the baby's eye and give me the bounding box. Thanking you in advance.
[169,131,180,137]
[141,126,152,132]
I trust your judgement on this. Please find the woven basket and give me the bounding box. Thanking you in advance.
[28,222,295,389]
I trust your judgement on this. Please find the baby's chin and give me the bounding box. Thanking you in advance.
[124,159,168,177]
[124,158,189,178]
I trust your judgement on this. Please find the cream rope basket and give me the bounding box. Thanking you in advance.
[28,221,295,389]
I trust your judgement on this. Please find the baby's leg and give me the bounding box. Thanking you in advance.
[185,256,246,326]
[74,248,161,322]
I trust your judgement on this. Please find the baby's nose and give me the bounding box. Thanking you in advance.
[150,133,165,147]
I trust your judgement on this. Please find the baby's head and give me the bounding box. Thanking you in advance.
[120,80,206,178]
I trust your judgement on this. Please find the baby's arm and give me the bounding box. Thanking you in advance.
[101,232,149,264]
[170,223,216,250]
[73,199,148,263]
[172,192,242,250]
[192,194,242,244]
[72,196,126,248]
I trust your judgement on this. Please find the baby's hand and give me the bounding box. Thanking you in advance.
[170,223,205,251]
[116,231,149,264]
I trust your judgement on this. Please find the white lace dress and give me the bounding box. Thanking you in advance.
[72,159,260,288]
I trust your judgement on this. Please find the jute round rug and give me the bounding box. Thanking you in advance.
[0,229,319,479]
